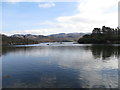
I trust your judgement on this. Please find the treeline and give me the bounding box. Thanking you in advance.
[1,34,38,45]
[78,26,120,44]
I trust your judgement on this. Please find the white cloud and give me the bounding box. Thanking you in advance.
[38,2,55,8]
[54,0,118,33]
[2,28,67,36]
[3,0,119,35]
[36,0,118,34]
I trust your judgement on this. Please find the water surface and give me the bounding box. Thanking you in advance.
[2,42,119,88]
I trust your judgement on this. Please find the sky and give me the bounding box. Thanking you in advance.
[1,0,119,35]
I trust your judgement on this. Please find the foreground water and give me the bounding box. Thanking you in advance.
[2,42,119,88]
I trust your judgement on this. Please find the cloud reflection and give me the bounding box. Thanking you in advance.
[2,44,119,88]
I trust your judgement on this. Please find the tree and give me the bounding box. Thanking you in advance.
[78,26,120,44]
[92,28,101,34]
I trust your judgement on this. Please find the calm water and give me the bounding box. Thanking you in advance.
[2,42,119,88]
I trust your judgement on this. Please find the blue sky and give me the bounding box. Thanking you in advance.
[1,0,118,35]
[2,2,78,31]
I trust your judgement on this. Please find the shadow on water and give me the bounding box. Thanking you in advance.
[1,46,33,57]
[88,45,119,60]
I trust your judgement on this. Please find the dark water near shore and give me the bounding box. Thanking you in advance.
[2,42,119,88]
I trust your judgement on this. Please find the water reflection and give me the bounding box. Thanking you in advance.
[2,45,119,60]
[2,43,119,88]
[3,65,82,88]
[89,45,119,60]
[2,46,33,56]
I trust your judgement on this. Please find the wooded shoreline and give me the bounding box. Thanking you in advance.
[78,26,120,44]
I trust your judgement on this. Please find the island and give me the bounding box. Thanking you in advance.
[78,26,120,44]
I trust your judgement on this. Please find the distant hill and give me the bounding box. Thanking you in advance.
[11,33,85,42]
[1,34,38,45]
[1,32,85,45]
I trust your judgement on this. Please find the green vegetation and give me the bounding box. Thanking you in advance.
[78,26,120,44]
[1,34,38,45]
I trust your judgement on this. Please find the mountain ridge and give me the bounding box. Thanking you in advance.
[11,32,85,42]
